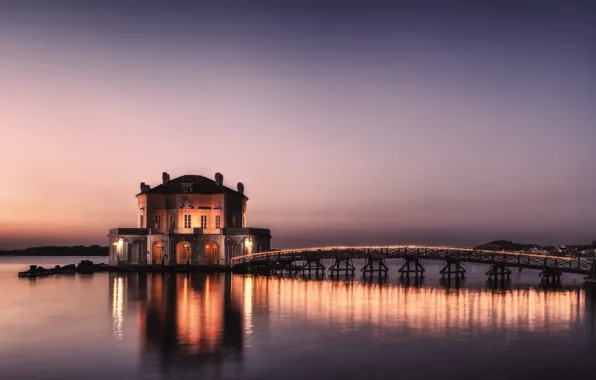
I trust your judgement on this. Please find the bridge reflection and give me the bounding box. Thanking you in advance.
[109,272,595,374]
[243,277,586,337]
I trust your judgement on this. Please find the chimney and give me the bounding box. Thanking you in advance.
[162,172,170,185]
[215,172,223,186]
[140,182,146,193]
[237,182,244,195]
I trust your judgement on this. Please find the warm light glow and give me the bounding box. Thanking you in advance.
[111,276,125,340]
[116,238,124,257]
[231,245,583,264]
[242,276,253,338]
[247,277,584,336]
[174,274,224,353]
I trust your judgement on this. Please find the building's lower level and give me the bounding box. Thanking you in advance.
[108,227,271,266]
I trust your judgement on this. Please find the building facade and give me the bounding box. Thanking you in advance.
[108,172,271,266]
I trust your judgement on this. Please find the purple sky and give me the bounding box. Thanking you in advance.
[1,1,595,249]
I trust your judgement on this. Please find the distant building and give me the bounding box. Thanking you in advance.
[108,172,271,266]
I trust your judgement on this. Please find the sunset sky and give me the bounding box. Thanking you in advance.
[1,1,595,249]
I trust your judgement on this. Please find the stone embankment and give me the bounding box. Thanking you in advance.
[18,260,106,277]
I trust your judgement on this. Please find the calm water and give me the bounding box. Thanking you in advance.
[2,256,596,380]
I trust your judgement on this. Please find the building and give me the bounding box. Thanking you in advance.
[108,172,271,266]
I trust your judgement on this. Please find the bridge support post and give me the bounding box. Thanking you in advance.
[486,263,511,280]
[398,255,425,278]
[300,258,326,275]
[440,257,465,279]
[249,261,273,275]
[362,255,389,277]
[329,256,355,276]
[540,267,562,285]
[272,259,300,276]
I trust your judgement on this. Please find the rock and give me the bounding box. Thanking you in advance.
[77,260,95,274]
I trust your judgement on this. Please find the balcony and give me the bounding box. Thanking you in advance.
[109,228,148,236]
[200,228,222,235]
[157,227,223,235]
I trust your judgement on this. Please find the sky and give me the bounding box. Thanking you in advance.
[0,0,595,249]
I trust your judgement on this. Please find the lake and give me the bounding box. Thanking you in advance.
[1,256,596,380]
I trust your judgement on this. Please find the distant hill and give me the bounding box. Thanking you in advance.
[474,240,540,251]
[0,245,109,256]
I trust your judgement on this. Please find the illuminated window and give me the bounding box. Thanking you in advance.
[183,184,192,193]
[169,215,175,228]
[201,215,207,229]
[184,215,191,229]
[154,215,161,229]
[215,215,220,229]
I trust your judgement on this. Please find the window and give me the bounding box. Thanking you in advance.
[215,215,220,229]
[201,215,207,229]
[154,215,161,229]
[140,214,144,228]
[184,215,192,229]
[183,184,192,193]
[169,215,175,228]
[232,215,237,228]
[242,215,245,227]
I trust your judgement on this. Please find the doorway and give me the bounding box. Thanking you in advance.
[152,241,164,265]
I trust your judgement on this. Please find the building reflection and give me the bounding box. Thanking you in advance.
[109,272,245,376]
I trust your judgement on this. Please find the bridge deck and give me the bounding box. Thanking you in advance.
[231,246,593,275]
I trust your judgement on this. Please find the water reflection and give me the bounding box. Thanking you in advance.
[108,273,595,377]
[110,272,244,376]
[247,277,584,338]
[110,276,124,340]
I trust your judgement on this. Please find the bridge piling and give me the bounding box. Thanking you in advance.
[398,256,425,278]
[539,267,562,285]
[440,257,466,279]
[300,258,326,275]
[486,263,511,280]
[271,257,304,276]
[362,255,389,277]
[329,256,355,275]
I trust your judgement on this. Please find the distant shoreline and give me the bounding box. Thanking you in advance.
[0,253,108,256]
[0,245,109,257]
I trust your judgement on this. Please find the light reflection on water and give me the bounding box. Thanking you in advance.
[111,276,125,340]
[243,277,584,337]
[2,257,596,380]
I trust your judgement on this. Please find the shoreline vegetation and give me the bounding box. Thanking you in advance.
[0,245,109,256]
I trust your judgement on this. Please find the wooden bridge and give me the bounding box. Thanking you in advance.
[230,245,596,282]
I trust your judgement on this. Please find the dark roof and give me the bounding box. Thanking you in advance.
[138,175,247,199]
